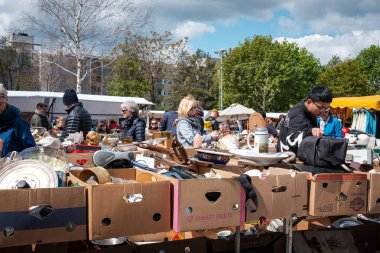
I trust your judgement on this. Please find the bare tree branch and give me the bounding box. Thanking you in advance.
[23,0,150,93]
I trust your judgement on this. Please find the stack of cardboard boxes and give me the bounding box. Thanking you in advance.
[1,150,380,252]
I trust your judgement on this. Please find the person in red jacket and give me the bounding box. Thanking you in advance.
[108,120,121,131]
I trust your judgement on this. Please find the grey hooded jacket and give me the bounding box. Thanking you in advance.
[176,116,212,147]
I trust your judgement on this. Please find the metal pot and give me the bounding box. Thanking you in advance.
[91,237,127,247]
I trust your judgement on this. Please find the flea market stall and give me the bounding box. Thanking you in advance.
[331,95,380,138]
[1,101,380,253]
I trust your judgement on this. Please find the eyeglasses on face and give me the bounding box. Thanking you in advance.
[312,101,330,112]
[122,109,128,113]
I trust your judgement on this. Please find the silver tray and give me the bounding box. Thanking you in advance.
[0,159,58,189]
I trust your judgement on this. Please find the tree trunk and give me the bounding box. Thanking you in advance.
[76,59,82,93]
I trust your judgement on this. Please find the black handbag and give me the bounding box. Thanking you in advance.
[297,136,348,168]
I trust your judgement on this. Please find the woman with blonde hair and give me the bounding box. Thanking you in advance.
[176,95,218,148]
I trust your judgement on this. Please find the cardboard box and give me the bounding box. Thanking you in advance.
[65,152,95,166]
[293,216,380,253]
[293,230,358,253]
[156,139,173,149]
[293,216,347,231]
[65,150,156,167]
[309,173,367,216]
[0,187,86,247]
[366,168,380,213]
[170,168,245,232]
[131,235,207,253]
[245,168,308,221]
[69,169,171,240]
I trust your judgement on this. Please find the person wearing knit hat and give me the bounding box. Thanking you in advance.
[62,89,79,106]
[61,89,92,140]
[0,83,36,156]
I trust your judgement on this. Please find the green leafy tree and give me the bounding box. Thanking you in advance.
[356,45,380,94]
[108,31,187,105]
[172,49,218,109]
[318,59,369,97]
[221,35,321,112]
[107,43,149,97]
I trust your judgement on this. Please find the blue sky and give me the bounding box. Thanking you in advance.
[137,0,380,64]
[1,0,380,64]
[188,10,302,55]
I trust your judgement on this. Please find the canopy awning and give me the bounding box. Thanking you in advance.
[219,103,255,120]
[331,95,380,111]
[7,91,153,117]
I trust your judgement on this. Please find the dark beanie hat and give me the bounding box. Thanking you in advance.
[63,89,78,105]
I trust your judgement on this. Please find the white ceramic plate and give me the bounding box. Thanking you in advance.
[229,149,289,164]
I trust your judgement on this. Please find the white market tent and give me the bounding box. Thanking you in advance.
[8,91,153,121]
[219,103,255,120]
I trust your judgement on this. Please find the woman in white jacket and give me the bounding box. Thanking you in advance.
[176,95,218,148]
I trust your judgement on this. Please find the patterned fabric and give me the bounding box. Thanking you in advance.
[61,102,92,140]
[120,116,146,142]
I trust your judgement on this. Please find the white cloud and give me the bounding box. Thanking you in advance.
[172,21,215,39]
[0,0,34,36]
[278,16,301,35]
[275,30,380,64]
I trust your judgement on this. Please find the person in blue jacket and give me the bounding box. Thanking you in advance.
[160,110,178,137]
[0,84,36,157]
[317,108,343,138]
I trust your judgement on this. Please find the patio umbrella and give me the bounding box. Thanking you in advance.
[219,103,255,120]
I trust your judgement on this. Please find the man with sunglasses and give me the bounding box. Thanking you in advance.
[278,86,333,154]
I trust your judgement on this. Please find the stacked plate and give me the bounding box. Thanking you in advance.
[229,149,289,165]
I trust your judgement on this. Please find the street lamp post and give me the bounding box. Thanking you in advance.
[214,49,226,111]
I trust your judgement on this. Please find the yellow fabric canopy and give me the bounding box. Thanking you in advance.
[331,95,380,111]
